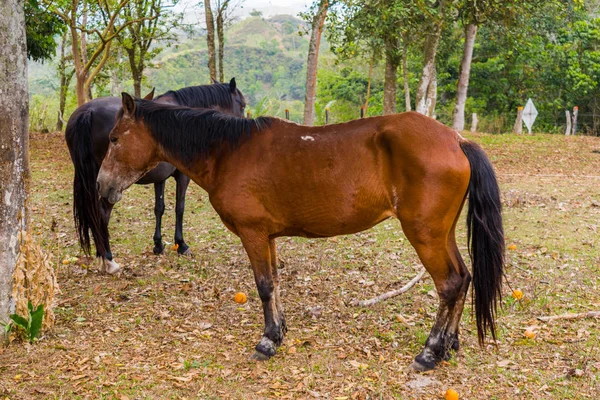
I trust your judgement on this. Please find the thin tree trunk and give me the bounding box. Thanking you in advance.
[216,0,229,82]
[364,51,375,116]
[126,48,143,97]
[402,45,411,112]
[415,2,445,115]
[303,0,328,126]
[383,43,399,115]
[57,31,70,131]
[81,2,92,102]
[426,65,437,117]
[204,0,217,81]
[0,0,29,323]
[452,23,478,130]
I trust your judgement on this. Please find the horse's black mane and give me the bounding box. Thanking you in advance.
[131,99,271,165]
[155,83,238,109]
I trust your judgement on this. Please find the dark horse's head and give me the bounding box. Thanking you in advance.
[155,78,246,117]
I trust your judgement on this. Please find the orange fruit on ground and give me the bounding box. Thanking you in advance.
[508,244,517,250]
[234,292,247,304]
[444,388,459,400]
[524,329,535,339]
[171,243,179,251]
[512,289,524,300]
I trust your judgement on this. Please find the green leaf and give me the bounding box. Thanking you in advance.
[29,304,44,342]
[9,314,29,330]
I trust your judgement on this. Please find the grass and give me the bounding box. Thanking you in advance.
[0,131,600,398]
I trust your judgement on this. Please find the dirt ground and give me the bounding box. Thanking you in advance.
[1,131,600,399]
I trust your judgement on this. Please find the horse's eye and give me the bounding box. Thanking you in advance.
[110,136,118,144]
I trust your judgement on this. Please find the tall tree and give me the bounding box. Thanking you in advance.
[303,0,329,125]
[215,0,229,83]
[118,0,181,97]
[43,0,152,105]
[0,0,29,324]
[415,0,448,116]
[204,0,217,81]
[56,31,74,131]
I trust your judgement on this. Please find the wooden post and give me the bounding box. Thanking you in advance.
[565,110,571,135]
[512,106,523,134]
[285,109,289,120]
[360,106,364,119]
[325,108,329,125]
[246,111,251,118]
[572,106,578,135]
[470,113,478,133]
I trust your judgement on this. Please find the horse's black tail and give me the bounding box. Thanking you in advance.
[459,140,505,345]
[65,110,109,257]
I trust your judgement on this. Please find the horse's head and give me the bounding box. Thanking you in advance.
[226,78,246,117]
[97,92,159,204]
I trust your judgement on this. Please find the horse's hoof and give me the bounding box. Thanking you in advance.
[410,359,436,372]
[153,244,164,255]
[249,351,271,361]
[177,245,191,256]
[412,351,437,372]
[103,259,121,275]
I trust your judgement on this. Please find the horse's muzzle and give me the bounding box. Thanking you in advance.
[97,173,122,204]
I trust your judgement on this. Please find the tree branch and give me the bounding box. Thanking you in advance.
[351,268,426,307]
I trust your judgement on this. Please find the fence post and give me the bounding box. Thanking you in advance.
[360,106,364,119]
[325,108,330,125]
[246,111,251,118]
[470,113,478,133]
[565,110,571,135]
[285,109,289,120]
[512,106,523,134]
[572,106,578,135]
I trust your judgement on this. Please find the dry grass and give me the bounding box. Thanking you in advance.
[1,131,600,399]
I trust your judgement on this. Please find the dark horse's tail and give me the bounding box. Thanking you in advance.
[65,110,109,257]
[459,140,505,345]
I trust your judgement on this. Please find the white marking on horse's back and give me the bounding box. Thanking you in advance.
[301,136,315,141]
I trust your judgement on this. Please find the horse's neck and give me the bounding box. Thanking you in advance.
[156,144,215,192]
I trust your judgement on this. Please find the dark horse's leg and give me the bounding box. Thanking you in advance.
[173,170,191,255]
[95,198,120,274]
[153,181,166,254]
[239,230,286,360]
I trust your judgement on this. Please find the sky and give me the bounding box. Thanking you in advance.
[178,0,312,24]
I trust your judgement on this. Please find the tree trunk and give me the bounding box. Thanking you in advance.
[383,43,399,115]
[452,23,478,130]
[364,52,375,116]
[0,0,29,323]
[126,47,143,97]
[303,0,328,126]
[216,1,228,82]
[402,45,411,112]
[204,0,217,81]
[415,5,445,115]
[426,65,437,117]
[56,31,71,131]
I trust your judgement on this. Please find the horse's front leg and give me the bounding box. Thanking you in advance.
[173,170,191,255]
[239,231,286,360]
[152,181,166,254]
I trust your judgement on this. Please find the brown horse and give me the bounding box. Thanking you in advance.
[97,93,504,371]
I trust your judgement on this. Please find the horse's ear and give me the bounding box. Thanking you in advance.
[211,77,220,84]
[143,88,155,100]
[229,77,236,93]
[121,92,136,116]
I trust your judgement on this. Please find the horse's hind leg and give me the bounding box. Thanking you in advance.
[239,230,286,361]
[152,181,166,254]
[173,170,191,255]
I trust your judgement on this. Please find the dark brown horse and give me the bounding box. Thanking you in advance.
[65,79,245,274]
[97,94,504,370]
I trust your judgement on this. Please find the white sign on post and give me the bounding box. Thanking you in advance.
[522,98,538,134]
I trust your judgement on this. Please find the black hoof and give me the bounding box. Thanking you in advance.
[153,243,164,255]
[177,243,190,255]
[412,353,437,371]
[254,337,277,359]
